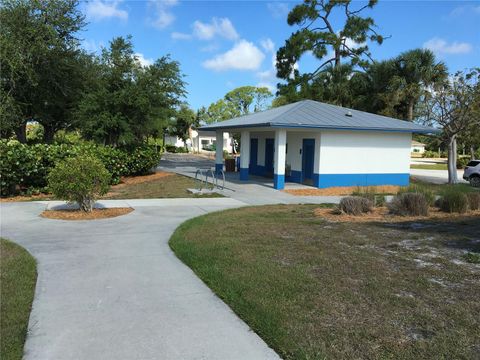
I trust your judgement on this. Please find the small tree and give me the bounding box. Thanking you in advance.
[48,156,111,212]
[422,69,479,184]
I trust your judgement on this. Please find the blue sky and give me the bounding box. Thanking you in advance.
[80,0,480,110]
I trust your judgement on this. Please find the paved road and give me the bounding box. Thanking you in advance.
[410,169,468,185]
[1,199,280,360]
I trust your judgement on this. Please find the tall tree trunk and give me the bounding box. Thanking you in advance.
[14,123,27,143]
[447,135,458,184]
[407,99,415,121]
[43,124,55,143]
[470,145,476,160]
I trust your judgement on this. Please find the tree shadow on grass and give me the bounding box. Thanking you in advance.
[375,216,480,253]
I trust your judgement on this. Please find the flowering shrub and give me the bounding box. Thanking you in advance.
[0,140,161,196]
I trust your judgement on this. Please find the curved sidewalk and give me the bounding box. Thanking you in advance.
[1,199,280,360]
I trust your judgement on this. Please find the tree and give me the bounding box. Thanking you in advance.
[276,0,385,102]
[76,36,186,146]
[224,86,273,115]
[197,99,240,124]
[169,105,197,148]
[422,69,479,183]
[0,0,86,143]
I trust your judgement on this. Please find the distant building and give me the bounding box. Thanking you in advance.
[164,128,234,153]
[411,140,426,154]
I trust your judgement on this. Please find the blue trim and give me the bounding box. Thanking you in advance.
[313,173,320,187]
[287,170,302,183]
[274,174,285,190]
[240,168,249,181]
[200,123,438,134]
[215,163,223,174]
[317,173,409,188]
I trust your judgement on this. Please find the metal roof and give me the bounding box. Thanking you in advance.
[200,100,439,134]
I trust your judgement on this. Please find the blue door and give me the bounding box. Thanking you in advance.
[250,138,258,174]
[265,138,274,177]
[302,139,315,183]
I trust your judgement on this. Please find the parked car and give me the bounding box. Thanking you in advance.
[463,160,480,187]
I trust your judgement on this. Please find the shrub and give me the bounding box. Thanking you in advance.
[48,156,111,212]
[466,193,480,211]
[456,157,470,169]
[352,186,377,204]
[0,140,162,196]
[423,150,438,158]
[398,184,435,206]
[337,196,373,215]
[388,193,429,216]
[462,252,480,264]
[437,187,468,213]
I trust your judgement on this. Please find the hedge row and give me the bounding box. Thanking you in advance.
[0,140,161,196]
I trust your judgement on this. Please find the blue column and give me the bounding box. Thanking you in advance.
[313,173,320,188]
[240,168,249,180]
[274,174,285,190]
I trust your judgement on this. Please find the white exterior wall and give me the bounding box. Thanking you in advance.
[285,132,313,172]
[250,132,274,166]
[318,131,412,174]
[411,144,425,153]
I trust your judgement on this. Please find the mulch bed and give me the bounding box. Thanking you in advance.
[41,207,134,220]
[314,206,480,223]
[285,185,400,196]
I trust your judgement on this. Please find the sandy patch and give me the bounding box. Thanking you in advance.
[284,185,400,197]
[313,207,480,223]
[41,207,133,220]
[0,193,52,202]
[113,172,173,188]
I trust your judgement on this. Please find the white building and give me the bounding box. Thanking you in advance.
[201,100,438,189]
[411,140,426,154]
[164,129,234,153]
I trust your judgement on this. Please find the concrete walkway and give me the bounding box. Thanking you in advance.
[1,199,280,360]
[159,153,342,205]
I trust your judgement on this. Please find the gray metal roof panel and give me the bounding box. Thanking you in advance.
[200,100,438,133]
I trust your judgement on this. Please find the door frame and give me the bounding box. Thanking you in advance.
[302,138,315,183]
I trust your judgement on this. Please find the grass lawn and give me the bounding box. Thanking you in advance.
[0,239,37,360]
[410,177,478,194]
[170,205,480,360]
[410,164,448,170]
[104,173,223,199]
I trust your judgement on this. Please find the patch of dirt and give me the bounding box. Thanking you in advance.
[112,172,173,188]
[284,185,400,196]
[313,207,480,223]
[41,207,133,220]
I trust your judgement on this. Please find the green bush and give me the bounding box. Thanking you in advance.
[462,252,480,264]
[337,196,373,215]
[423,150,438,158]
[352,186,378,206]
[456,157,470,169]
[398,184,435,206]
[466,193,480,211]
[0,140,161,196]
[165,144,188,153]
[388,193,429,216]
[437,187,469,213]
[47,156,111,212]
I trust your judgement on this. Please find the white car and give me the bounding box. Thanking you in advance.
[463,160,480,187]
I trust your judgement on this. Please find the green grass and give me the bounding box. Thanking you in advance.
[170,205,480,360]
[410,177,479,194]
[0,239,37,360]
[410,164,448,170]
[104,173,223,199]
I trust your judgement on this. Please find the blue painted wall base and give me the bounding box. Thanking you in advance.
[240,168,249,181]
[215,163,223,174]
[317,173,409,188]
[274,174,285,190]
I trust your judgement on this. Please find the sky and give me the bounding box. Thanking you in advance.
[79,0,480,110]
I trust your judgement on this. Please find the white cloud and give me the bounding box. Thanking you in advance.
[193,18,239,41]
[82,39,105,53]
[85,0,128,21]
[135,53,154,67]
[171,32,192,40]
[203,40,265,71]
[256,82,276,92]
[150,0,178,29]
[267,2,289,19]
[423,37,472,55]
[260,38,275,53]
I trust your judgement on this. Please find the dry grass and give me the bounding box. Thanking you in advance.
[41,207,133,220]
[284,185,400,196]
[111,172,173,188]
[314,206,480,223]
[170,205,480,360]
